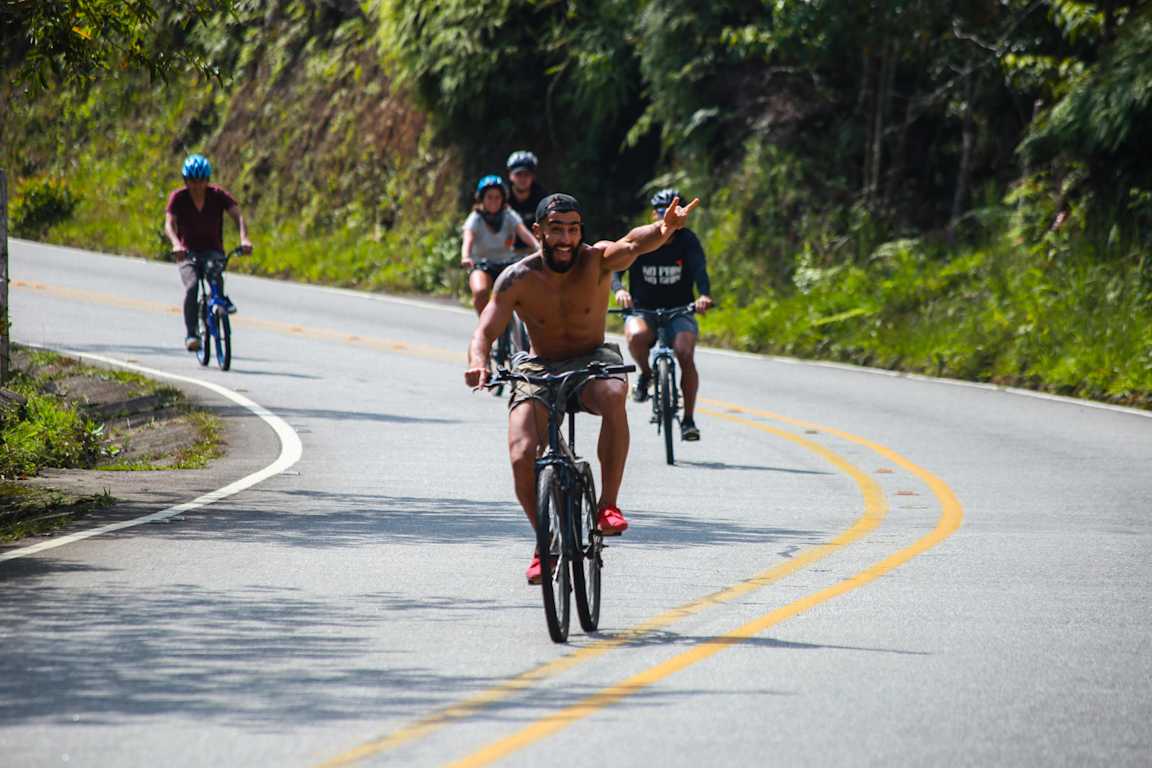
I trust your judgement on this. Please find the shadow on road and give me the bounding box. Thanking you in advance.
[0,579,512,727]
[101,488,830,552]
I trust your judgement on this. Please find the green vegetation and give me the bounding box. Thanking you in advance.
[0,484,114,543]
[96,410,222,471]
[0,388,103,479]
[0,347,221,478]
[3,1,1150,406]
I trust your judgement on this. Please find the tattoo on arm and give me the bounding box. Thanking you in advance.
[494,262,529,294]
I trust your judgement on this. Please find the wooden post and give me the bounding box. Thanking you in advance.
[1,168,8,383]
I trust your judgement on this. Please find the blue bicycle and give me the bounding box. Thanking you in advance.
[611,304,696,465]
[191,246,244,371]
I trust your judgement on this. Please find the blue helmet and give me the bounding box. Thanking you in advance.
[650,188,681,210]
[475,174,507,200]
[182,154,212,180]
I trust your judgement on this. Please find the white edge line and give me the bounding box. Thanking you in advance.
[0,348,304,562]
[18,238,1149,420]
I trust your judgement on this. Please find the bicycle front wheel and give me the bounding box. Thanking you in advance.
[572,461,601,632]
[536,464,571,643]
[657,356,675,464]
[216,313,232,371]
[196,297,211,367]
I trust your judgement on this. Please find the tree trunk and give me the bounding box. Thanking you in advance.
[868,39,894,207]
[859,49,877,198]
[949,78,976,241]
[1,168,9,384]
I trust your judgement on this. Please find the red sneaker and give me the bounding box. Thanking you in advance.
[597,505,629,536]
[526,552,542,585]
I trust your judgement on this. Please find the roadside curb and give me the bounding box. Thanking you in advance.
[0,350,302,563]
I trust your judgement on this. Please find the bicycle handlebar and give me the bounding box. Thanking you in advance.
[485,361,636,389]
[466,258,518,271]
[608,304,697,320]
[170,245,248,260]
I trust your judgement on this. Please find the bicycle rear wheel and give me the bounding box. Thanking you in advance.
[511,315,530,354]
[196,297,211,367]
[572,461,601,632]
[536,465,570,643]
[216,313,232,371]
[657,356,675,464]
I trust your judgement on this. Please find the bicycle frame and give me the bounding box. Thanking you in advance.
[198,255,230,337]
[488,361,634,641]
[189,246,243,370]
[611,305,695,463]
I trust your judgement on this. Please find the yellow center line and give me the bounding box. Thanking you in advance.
[316,418,887,767]
[12,280,460,363]
[17,278,956,765]
[446,409,963,768]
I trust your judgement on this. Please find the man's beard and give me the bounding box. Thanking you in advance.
[542,241,578,273]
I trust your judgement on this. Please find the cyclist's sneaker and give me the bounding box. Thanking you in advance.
[597,505,629,536]
[681,419,700,441]
[185,335,201,351]
[632,373,650,403]
[526,552,542,585]
[223,297,238,314]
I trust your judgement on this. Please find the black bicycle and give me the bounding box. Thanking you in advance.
[611,304,696,465]
[472,259,530,396]
[487,360,635,642]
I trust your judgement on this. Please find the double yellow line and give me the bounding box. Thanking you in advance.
[322,403,962,767]
[15,277,963,766]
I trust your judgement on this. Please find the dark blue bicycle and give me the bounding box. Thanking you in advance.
[611,304,696,465]
[191,246,244,371]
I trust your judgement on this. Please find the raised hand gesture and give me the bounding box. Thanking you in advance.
[660,196,700,233]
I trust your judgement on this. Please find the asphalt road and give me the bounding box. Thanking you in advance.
[3,240,1150,767]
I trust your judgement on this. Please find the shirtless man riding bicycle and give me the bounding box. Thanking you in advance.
[464,192,699,582]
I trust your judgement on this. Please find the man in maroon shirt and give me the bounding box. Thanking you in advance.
[164,154,253,351]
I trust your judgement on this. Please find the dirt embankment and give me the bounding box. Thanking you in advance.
[1,348,221,541]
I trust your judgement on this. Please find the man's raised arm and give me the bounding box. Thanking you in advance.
[600,196,700,273]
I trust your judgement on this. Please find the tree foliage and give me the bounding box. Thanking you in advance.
[1,0,236,90]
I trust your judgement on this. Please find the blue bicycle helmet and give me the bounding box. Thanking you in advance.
[650,188,681,210]
[475,174,508,200]
[506,150,538,172]
[182,154,212,180]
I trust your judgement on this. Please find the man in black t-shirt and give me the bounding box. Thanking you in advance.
[612,188,713,441]
[506,150,548,255]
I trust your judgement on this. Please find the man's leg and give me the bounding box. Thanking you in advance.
[469,270,494,316]
[179,260,200,340]
[508,399,550,525]
[624,318,654,402]
[580,377,629,512]
[624,318,654,377]
[509,398,551,584]
[673,330,699,421]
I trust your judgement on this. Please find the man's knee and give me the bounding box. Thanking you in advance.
[625,321,654,345]
[673,334,697,368]
[508,403,545,463]
[582,378,628,416]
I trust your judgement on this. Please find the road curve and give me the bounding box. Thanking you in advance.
[3,240,1150,767]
